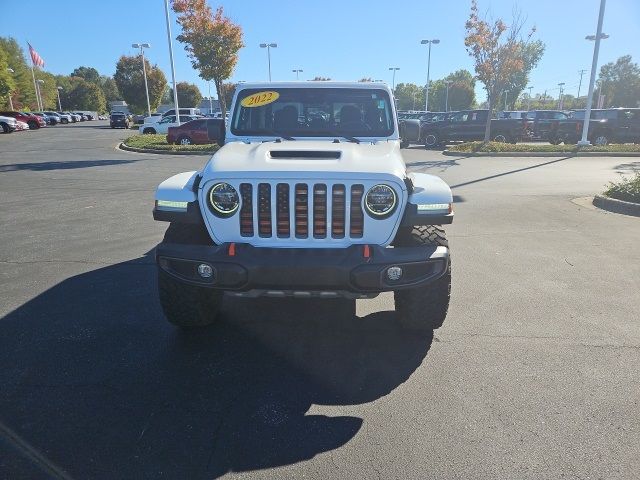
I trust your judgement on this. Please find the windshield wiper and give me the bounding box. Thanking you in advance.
[329,134,360,144]
[260,130,296,141]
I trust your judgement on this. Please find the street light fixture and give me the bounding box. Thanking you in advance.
[132,42,152,117]
[163,0,180,125]
[56,86,63,111]
[388,67,400,91]
[420,39,440,112]
[6,68,14,110]
[259,43,277,81]
[579,0,609,146]
[36,79,45,111]
[292,69,303,80]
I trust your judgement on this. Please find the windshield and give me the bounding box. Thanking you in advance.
[231,87,395,138]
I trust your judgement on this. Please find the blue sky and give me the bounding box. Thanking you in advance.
[2,0,639,101]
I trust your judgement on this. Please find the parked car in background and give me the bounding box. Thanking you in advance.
[549,108,640,145]
[0,111,46,129]
[420,109,526,148]
[398,111,448,148]
[61,111,81,122]
[0,115,18,133]
[140,115,198,135]
[15,120,29,131]
[34,112,58,125]
[166,118,225,145]
[49,111,71,124]
[523,110,569,141]
[110,112,131,129]
[133,114,147,125]
[161,108,201,118]
[98,114,108,120]
[143,113,163,124]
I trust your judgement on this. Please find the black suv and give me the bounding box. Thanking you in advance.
[110,112,130,129]
[550,108,640,145]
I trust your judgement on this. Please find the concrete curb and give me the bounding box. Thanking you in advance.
[592,194,640,217]
[442,149,640,157]
[118,142,215,156]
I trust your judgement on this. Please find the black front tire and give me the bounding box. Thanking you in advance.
[424,133,440,149]
[393,226,451,331]
[143,127,155,134]
[400,139,409,149]
[157,223,223,328]
[0,122,9,133]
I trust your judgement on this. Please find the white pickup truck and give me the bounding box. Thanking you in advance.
[153,82,453,331]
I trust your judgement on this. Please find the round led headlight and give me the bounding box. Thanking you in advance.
[365,184,397,217]
[208,182,239,216]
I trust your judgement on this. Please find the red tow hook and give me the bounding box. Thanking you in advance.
[363,244,371,259]
[228,243,236,257]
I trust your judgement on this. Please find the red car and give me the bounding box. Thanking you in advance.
[166,118,225,145]
[0,111,46,129]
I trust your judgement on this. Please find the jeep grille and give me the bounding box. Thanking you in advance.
[238,181,366,240]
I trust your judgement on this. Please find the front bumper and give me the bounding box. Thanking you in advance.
[156,242,449,295]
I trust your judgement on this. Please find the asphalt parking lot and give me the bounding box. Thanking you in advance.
[1,123,639,479]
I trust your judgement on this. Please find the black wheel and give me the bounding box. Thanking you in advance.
[178,136,193,145]
[400,139,409,149]
[548,135,562,145]
[424,132,440,149]
[0,122,9,133]
[62,119,68,124]
[157,223,223,328]
[143,127,156,134]
[27,120,38,129]
[564,135,578,145]
[393,226,451,331]
[492,133,507,143]
[592,133,611,146]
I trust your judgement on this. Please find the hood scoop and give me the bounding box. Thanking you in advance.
[269,150,341,159]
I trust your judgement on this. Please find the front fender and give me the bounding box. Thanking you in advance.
[153,171,204,224]
[401,172,454,226]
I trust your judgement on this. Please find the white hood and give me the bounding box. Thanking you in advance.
[201,140,406,180]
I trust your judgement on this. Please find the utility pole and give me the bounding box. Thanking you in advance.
[558,82,565,109]
[503,90,508,111]
[6,68,14,110]
[56,86,63,111]
[527,86,533,111]
[577,69,587,99]
[132,43,152,117]
[445,80,452,112]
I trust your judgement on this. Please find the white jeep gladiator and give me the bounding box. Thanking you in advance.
[153,82,453,331]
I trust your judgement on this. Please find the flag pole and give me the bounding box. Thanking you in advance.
[28,42,42,111]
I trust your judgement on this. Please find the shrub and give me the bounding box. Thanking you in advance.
[604,173,640,203]
[448,141,640,153]
[123,134,219,153]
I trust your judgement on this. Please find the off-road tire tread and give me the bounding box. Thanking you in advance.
[393,225,451,331]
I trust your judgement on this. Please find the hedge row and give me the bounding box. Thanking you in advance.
[123,134,219,153]
[448,141,640,153]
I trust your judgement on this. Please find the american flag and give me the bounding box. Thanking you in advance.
[28,43,45,68]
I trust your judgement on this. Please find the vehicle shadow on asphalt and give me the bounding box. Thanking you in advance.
[0,159,140,172]
[0,253,433,479]
[614,161,640,174]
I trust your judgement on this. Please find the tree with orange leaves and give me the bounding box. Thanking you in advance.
[172,0,243,116]
[465,0,543,142]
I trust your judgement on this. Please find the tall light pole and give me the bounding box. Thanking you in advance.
[420,39,440,112]
[577,69,587,100]
[388,67,400,91]
[164,0,180,124]
[6,68,14,110]
[580,0,608,145]
[557,82,565,109]
[527,86,533,111]
[132,43,152,117]
[56,86,63,111]
[445,80,452,112]
[292,69,303,80]
[260,43,277,81]
[503,90,509,111]
[36,79,44,111]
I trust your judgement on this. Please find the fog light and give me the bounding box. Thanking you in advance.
[197,264,213,278]
[386,266,403,281]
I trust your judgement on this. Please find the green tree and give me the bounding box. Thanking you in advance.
[596,55,640,108]
[169,81,202,107]
[60,77,106,111]
[71,66,100,84]
[0,46,16,108]
[427,70,476,111]
[221,82,236,109]
[0,37,38,109]
[172,1,244,116]
[310,76,332,81]
[99,76,121,109]
[394,83,425,111]
[502,41,545,109]
[464,0,543,140]
[114,55,167,113]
